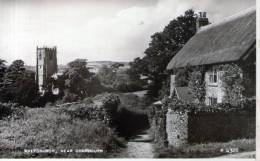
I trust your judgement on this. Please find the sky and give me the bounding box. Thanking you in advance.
[0,0,256,65]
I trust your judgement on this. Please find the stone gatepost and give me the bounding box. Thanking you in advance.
[166,108,188,147]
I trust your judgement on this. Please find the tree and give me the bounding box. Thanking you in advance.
[63,59,95,99]
[0,59,7,86]
[128,9,197,100]
[175,65,192,87]
[97,65,117,88]
[0,60,39,106]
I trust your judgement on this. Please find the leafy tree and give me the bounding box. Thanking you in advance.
[97,65,117,87]
[128,9,198,100]
[0,60,39,106]
[175,66,192,87]
[0,59,7,86]
[111,62,124,69]
[63,59,95,99]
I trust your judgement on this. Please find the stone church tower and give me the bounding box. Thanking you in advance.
[36,46,58,93]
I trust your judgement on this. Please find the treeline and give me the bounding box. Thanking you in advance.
[0,58,145,107]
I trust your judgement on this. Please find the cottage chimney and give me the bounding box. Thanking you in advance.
[196,11,209,32]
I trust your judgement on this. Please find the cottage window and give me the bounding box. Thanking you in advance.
[209,97,217,105]
[209,70,217,83]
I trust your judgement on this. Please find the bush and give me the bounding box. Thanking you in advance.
[61,92,80,103]
[0,103,13,119]
[0,102,26,120]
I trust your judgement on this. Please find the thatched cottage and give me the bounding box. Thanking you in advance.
[167,7,256,105]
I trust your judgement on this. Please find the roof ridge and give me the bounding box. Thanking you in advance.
[198,6,256,33]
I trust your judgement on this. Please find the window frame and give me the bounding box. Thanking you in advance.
[209,97,218,105]
[209,69,218,85]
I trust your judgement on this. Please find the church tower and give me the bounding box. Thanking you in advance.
[36,46,58,93]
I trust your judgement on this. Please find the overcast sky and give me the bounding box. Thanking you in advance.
[0,0,255,65]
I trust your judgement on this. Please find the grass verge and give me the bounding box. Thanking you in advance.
[155,138,255,158]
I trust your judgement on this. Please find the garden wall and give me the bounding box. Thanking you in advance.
[188,111,255,143]
[165,110,255,147]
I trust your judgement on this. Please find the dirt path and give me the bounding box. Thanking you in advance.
[116,132,154,158]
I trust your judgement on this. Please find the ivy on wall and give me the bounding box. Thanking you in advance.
[188,70,205,104]
[218,64,245,106]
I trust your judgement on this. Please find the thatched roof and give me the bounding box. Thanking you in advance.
[167,7,256,69]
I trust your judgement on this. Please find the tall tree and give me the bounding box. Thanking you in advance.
[63,59,95,99]
[128,9,197,100]
[0,60,39,106]
[0,59,7,86]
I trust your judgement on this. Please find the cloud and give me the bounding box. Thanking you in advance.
[0,0,255,65]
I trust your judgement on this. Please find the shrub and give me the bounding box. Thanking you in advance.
[0,102,26,120]
[0,103,13,119]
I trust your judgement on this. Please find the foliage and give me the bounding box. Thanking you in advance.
[0,59,7,84]
[127,9,198,99]
[0,107,125,158]
[62,59,99,99]
[174,66,192,87]
[0,60,39,107]
[219,64,245,106]
[97,64,144,93]
[188,70,205,103]
[161,97,255,113]
[158,76,170,99]
[97,65,117,88]
[116,93,149,138]
[0,102,27,120]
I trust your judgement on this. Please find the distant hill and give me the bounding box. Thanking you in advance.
[25,61,130,74]
[24,65,36,72]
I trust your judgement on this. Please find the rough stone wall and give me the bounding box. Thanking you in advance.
[188,111,255,143]
[166,109,188,147]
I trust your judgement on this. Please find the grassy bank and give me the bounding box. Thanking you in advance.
[0,94,126,158]
[155,138,255,158]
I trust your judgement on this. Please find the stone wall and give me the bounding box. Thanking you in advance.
[166,109,188,147]
[165,110,255,147]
